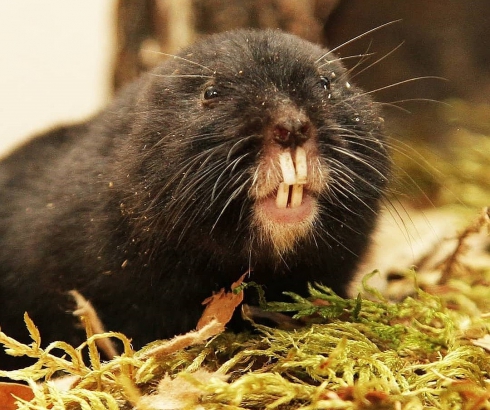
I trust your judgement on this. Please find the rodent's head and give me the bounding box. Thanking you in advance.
[130,29,390,261]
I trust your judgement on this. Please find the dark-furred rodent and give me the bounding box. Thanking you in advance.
[0,29,389,370]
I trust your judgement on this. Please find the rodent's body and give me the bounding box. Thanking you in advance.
[0,30,389,370]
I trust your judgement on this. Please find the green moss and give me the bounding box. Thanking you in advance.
[2,265,490,409]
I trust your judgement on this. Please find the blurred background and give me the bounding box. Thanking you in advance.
[1,0,489,208]
[0,1,116,155]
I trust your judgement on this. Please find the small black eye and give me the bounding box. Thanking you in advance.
[203,85,219,100]
[319,76,331,91]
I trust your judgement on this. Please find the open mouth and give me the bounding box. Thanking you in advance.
[258,193,315,224]
[256,146,316,224]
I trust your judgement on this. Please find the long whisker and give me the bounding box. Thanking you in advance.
[318,52,376,68]
[382,98,450,107]
[335,39,375,79]
[317,20,401,61]
[149,51,215,72]
[211,152,252,201]
[358,76,448,96]
[348,42,405,81]
[150,73,214,79]
[211,176,252,232]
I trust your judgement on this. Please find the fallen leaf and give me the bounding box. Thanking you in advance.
[0,382,34,409]
[472,334,490,352]
[197,273,247,330]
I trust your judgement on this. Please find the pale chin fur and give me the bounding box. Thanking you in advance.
[252,198,319,257]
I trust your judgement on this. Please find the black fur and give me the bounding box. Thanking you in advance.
[0,29,389,370]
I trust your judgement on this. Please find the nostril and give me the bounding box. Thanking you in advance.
[300,123,310,135]
[273,125,292,143]
[273,119,311,146]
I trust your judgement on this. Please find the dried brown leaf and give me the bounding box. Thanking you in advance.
[197,273,246,330]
